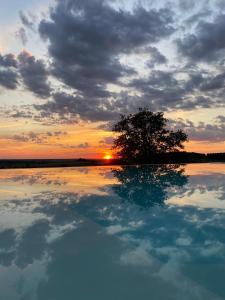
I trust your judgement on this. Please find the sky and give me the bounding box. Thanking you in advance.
[0,0,225,159]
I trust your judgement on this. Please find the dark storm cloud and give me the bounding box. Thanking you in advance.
[177,14,225,62]
[18,51,51,98]
[39,0,174,96]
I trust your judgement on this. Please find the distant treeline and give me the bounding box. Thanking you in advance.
[114,152,225,164]
[206,153,225,161]
[145,152,225,163]
[0,152,224,169]
[0,159,110,169]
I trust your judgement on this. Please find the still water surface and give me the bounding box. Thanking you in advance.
[0,163,225,300]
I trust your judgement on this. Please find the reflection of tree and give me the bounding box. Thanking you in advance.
[1,167,225,299]
[112,164,188,208]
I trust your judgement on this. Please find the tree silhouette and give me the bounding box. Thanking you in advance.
[112,108,188,162]
[112,164,188,208]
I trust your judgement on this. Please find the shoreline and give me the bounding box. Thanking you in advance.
[0,158,224,170]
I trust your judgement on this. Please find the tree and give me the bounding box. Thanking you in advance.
[112,108,188,162]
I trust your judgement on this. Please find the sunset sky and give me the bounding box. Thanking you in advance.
[0,0,225,158]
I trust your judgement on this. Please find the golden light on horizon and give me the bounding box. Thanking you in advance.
[103,154,113,160]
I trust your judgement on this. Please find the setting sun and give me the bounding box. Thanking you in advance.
[103,154,112,160]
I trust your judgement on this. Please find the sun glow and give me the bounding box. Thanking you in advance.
[103,154,112,160]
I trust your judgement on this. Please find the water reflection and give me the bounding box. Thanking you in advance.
[0,164,224,299]
[112,164,188,208]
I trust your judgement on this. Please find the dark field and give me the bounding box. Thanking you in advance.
[0,152,224,169]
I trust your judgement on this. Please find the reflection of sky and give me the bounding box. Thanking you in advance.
[0,166,119,200]
[0,163,224,299]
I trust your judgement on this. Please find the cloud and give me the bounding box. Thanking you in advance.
[178,0,196,11]
[128,70,188,110]
[34,92,119,123]
[146,47,168,68]
[4,107,33,119]
[217,115,225,123]
[0,54,17,68]
[76,142,90,149]
[17,51,51,98]
[185,10,212,26]
[0,69,18,90]
[100,136,114,145]
[0,54,18,90]
[16,11,37,46]
[128,67,225,112]
[39,0,174,97]
[0,51,51,97]
[11,131,67,144]
[19,11,35,31]
[1,0,224,128]
[60,142,90,149]
[16,27,28,46]
[177,14,225,62]
[199,71,225,91]
[170,118,225,143]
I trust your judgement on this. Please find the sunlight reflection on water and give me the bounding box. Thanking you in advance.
[0,163,224,300]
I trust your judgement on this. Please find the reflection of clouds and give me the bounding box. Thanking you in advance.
[5,173,67,186]
[106,204,225,299]
[0,220,50,270]
[15,219,50,269]
[0,165,224,299]
[0,167,119,200]
[168,173,225,208]
[186,175,225,196]
[77,167,90,175]
[96,203,225,264]
[0,229,16,251]
[120,241,153,267]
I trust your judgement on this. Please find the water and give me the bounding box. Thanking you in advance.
[0,163,224,300]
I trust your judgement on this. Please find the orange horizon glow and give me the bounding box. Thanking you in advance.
[0,119,224,159]
[103,154,113,160]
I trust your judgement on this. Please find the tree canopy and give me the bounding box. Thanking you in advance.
[112,108,188,162]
